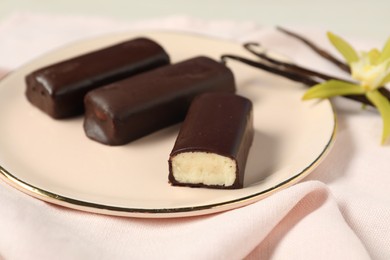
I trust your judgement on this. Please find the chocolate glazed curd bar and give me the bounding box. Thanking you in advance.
[83,56,236,145]
[168,93,254,189]
[25,37,170,118]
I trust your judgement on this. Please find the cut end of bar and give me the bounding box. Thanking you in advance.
[170,152,237,187]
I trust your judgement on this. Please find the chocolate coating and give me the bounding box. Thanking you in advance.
[84,56,236,145]
[25,37,170,118]
[168,93,254,189]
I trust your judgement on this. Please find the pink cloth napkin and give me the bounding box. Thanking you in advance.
[0,13,389,260]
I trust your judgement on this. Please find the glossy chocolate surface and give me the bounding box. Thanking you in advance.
[25,37,170,118]
[84,56,236,145]
[168,93,254,189]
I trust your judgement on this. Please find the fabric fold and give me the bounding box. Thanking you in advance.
[0,179,370,259]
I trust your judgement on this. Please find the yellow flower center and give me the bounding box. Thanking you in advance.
[351,51,390,91]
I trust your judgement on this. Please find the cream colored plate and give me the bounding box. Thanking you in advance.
[0,31,336,218]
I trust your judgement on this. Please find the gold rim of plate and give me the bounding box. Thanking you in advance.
[0,122,336,218]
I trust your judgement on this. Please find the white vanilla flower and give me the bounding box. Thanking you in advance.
[303,32,390,144]
[351,51,390,90]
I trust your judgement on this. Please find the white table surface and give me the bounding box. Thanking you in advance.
[0,0,389,41]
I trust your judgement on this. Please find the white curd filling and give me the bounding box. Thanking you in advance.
[171,152,236,186]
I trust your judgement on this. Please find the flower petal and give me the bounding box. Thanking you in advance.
[366,90,390,144]
[368,48,381,65]
[302,80,364,100]
[378,37,390,63]
[379,72,390,86]
[378,59,390,86]
[327,32,359,64]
